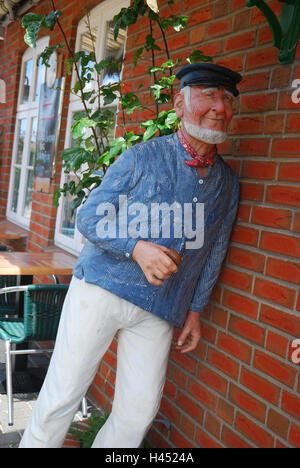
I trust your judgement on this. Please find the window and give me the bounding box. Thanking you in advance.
[55,0,129,256]
[7,36,49,228]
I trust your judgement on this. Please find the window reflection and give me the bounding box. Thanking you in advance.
[102,22,126,86]
[16,119,27,165]
[21,59,33,103]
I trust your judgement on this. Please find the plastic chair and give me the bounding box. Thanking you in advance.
[0,245,18,317]
[0,284,88,425]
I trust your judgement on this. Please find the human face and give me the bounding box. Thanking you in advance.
[175,85,234,137]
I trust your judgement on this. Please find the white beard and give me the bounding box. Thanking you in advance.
[184,122,228,144]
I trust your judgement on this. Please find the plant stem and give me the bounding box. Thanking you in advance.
[157,19,174,106]
[50,0,102,159]
[149,18,159,118]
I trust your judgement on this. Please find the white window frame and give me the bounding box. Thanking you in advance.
[7,36,49,229]
[55,0,129,256]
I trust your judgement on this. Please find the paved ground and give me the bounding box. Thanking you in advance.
[0,340,93,448]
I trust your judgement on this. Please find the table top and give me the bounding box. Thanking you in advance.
[0,222,28,241]
[0,251,77,275]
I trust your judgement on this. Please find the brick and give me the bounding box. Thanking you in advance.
[266,257,300,285]
[266,330,288,359]
[217,331,252,364]
[235,138,270,156]
[237,204,251,223]
[281,391,300,420]
[246,46,278,70]
[176,391,204,423]
[221,426,253,448]
[238,72,269,93]
[289,422,300,448]
[231,224,259,247]
[205,17,233,39]
[270,67,291,88]
[170,349,197,375]
[271,138,300,157]
[188,6,213,27]
[228,246,265,273]
[222,289,259,319]
[197,362,228,397]
[229,315,265,346]
[240,367,280,405]
[190,25,204,45]
[212,306,228,329]
[241,93,277,113]
[260,231,300,258]
[217,398,234,425]
[260,303,300,336]
[229,383,267,423]
[195,427,223,449]
[230,116,264,135]
[253,349,297,388]
[240,182,264,202]
[278,163,300,182]
[187,378,218,412]
[160,397,181,426]
[235,411,274,448]
[253,277,296,308]
[264,114,285,134]
[204,412,221,439]
[170,427,197,449]
[267,409,290,440]
[286,113,300,133]
[242,161,277,180]
[252,206,292,230]
[294,213,300,233]
[224,31,255,53]
[219,266,253,292]
[207,347,240,380]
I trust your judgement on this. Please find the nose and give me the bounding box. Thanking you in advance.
[212,96,226,115]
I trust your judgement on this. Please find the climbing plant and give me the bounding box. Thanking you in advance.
[22,0,212,214]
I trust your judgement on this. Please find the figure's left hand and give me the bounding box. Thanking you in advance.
[175,310,202,354]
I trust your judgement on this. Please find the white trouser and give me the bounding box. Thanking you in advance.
[19,276,173,448]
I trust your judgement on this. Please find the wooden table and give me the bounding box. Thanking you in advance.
[0,250,77,391]
[0,251,77,276]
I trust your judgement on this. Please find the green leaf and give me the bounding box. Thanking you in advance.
[42,11,62,30]
[133,48,144,68]
[22,13,44,48]
[143,124,158,141]
[187,50,213,64]
[72,118,97,139]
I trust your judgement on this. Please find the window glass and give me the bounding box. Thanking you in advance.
[23,170,34,219]
[21,59,33,104]
[35,62,46,101]
[11,168,21,213]
[16,119,27,165]
[102,22,126,85]
[29,117,37,166]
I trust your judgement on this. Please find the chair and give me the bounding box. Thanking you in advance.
[0,245,18,317]
[0,284,88,426]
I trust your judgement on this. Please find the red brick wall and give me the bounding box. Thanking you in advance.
[90,0,300,448]
[0,0,299,448]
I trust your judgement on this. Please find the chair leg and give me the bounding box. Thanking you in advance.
[5,340,14,426]
[82,397,88,419]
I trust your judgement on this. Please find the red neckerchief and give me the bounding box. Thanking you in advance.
[177,129,217,168]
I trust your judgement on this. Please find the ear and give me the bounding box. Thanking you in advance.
[174,92,184,119]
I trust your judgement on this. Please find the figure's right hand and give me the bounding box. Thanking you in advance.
[132,240,179,286]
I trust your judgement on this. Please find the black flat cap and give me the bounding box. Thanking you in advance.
[176,63,242,96]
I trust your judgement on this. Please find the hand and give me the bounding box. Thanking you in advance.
[175,310,202,354]
[132,240,178,286]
